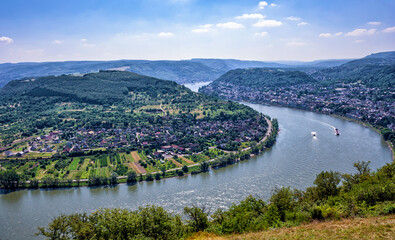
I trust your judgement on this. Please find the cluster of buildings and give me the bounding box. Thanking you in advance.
[4,132,60,157]
[208,82,394,130]
[6,118,265,156]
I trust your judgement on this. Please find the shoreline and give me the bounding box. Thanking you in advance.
[242,100,395,162]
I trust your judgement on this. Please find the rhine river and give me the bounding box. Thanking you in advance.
[0,83,392,239]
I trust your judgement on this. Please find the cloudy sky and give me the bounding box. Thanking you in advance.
[0,0,394,63]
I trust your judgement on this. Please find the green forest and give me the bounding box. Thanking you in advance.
[206,68,317,91]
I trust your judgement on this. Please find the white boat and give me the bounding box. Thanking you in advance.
[311,132,317,136]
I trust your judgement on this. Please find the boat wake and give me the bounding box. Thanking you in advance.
[305,117,336,130]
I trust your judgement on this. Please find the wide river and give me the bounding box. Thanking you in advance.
[0,83,392,240]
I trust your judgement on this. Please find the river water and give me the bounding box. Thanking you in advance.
[0,83,392,240]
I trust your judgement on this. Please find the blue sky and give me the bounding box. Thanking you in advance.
[0,0,394,63]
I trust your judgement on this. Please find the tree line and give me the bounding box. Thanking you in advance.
[36,160,395,239]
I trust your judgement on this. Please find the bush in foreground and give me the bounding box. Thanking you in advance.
[37,161,395,239]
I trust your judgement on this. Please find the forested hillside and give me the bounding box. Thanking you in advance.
[1,70,184,104]
[313,51,395,88]
[203,68,316,91]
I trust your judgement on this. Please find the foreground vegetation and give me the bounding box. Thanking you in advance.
[189,215,394,239]
[36,160,395,239]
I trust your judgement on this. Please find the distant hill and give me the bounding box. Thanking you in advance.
[190,58,288,71]
[127,60,224,84]
[0,60,224,88]
[1,70,184,104]
[0,59,288,88]
[275,59,353,68]
[0,58,351,88]
[364,51,395,60]
[200,68,316,95]
[200,51,395,93]
[0,51,392,88]
[313,51,395,87]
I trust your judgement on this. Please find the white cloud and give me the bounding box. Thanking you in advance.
[192,24,216,33]
[236,13,265,20]
[254,32,268,37]
[383,26,395,33]
[216,22,244,29]
[319,33,333,38]
[287,16,301,21]
[158,32,175,37]
[52,40,63,44]
[286,41,305,46]
[270,3,277,7]
[367,21,381,25]
[354,40,365,43]
[258,1,268,9]
[192,28,213,33]
[254,19,283,27]
[297,22,308,26]
[345,28,376,36]
[0,36,13,44]
[319,32,343,38]
[80,38,88,42]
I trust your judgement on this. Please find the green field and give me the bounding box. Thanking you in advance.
[67,158,80,170]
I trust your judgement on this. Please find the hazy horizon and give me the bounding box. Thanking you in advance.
[0,56,362,65]
[0,0,394,63]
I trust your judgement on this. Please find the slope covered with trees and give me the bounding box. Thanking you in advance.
[313,51,395,88]
[202,68,316,91]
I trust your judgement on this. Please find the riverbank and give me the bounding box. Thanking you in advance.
[35,158,395,240]
[244,100,395,162]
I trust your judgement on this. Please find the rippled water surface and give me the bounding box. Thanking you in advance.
[0,93,392,239]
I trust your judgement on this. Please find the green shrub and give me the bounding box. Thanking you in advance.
[270,187,296,221]
[145,173,153,181]
[184,206,209,232]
